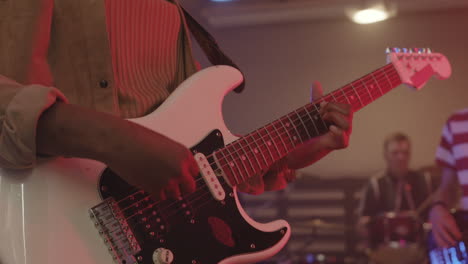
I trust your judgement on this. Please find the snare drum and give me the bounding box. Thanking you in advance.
[366,211,427,264]
[368,211,423,248]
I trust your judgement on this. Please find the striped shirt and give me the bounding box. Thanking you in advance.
[435,108,468,200]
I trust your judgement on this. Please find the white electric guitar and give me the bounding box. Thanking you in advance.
[0,48,451,264]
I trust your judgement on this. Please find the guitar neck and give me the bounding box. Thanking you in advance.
[215,63,402,187]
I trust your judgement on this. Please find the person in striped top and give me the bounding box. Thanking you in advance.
[0,0,354,199]
[429,108,468,248]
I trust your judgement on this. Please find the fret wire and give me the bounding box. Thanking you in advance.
[249,132,270,169]
[303,106,320,136]
[389,67,401,86]
[224,145,247,182]
[294,109,312,140]
[271,121,290,154]
[350,82,364,107]
[367,74,384,99]
[286,114,304,144]
[229,143,252,178]
[217,150,239,184]
[344,86,358,108]
[264,125,283,158]
[240,137,263,173]
[311,103,329,130]
[256,129,275,162]
[331,90,344,104]
[330,92,339,102]
[370,73,384,96]
[380,68,392,91]
[230,144,250,180]
[361,78,374,101]
[279,117,298,148]
[232,140,256,176]
[339,87,352,106]
[386,70,400,90]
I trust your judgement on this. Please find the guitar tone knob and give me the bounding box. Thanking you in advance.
[153,248,174,264]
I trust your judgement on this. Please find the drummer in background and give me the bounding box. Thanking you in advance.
[356,132,435,264]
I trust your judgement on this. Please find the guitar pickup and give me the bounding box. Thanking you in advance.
[194,152,226,201]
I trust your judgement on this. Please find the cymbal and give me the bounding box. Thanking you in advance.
[294,219,348,230]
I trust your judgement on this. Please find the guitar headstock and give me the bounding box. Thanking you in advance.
[386,47,451,90]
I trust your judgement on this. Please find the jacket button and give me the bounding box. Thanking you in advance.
[99,79,109,88]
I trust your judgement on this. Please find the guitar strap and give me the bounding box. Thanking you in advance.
[181,6,245,93]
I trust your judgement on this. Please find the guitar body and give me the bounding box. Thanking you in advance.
[428,210,468,264]
[0,65,290,264]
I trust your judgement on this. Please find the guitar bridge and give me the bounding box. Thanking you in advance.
[89,198,141,263]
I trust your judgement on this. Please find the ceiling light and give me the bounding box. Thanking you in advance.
[346,2,396,25]
[353,8,389,24]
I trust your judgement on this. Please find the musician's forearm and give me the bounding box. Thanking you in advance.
[36,102,135,163]
[434,167,459,208]
[435,188,459,208]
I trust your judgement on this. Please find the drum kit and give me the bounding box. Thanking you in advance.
[365,211,430,264]
[362,191,441,264]
[259,211,434,264]
[290,211,431,264]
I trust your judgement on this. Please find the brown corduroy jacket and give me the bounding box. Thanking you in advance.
[0,0,198,168]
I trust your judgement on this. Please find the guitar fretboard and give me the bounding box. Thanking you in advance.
[215,63,402,186]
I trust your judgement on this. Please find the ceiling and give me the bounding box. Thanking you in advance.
[181,0,468,27]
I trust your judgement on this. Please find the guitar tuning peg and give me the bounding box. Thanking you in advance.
[385,47,391,54]
[402,48,408,53]
[412,48,419,53]
[426,48,432,54]
[419,48,426,53]
[393,47,401,53]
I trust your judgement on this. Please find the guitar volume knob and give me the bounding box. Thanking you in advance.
[153,248,174,264]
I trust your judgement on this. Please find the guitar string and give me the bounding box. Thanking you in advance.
[114,65,400,219]
[115,65,400,216]
[113,66,401,221]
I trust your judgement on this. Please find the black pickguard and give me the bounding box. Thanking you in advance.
[98,130,288,264]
